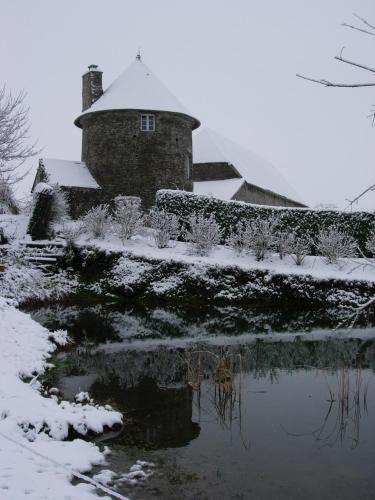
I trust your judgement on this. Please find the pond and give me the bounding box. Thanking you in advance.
[26,302,375,500]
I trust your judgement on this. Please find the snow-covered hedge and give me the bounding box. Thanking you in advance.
[156,190,375,254]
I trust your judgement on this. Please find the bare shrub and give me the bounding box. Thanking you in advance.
[113,196,143,243]
[290,234,311,266]
[316,226,357,264]
[248,218,278,261]
[366,233,375,256]
[61,222,82,249]
[149,209,180,248]
[226,221,253,254]
[274,231,294,260]
[184,213,222,256]
[0,176,18,214]
[82,204,110,239]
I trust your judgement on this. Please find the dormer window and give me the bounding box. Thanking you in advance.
[140,114,155,131]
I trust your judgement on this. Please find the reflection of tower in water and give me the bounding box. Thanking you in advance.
[90,377,200,449]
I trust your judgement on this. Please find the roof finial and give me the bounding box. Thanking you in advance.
[136,48,142,61]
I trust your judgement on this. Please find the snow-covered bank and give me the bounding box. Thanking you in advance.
[64,236,375,309]
[87,235,375,283]
[0,297,123,499]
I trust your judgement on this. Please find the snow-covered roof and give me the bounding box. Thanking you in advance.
[194,178,244,201]
[76,58,200,129]
[40,159,100,189]
[193,128,304,204]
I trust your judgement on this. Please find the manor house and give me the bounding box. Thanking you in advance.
[32,54,305,216]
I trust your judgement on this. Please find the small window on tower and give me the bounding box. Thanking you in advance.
[140,114,155,131]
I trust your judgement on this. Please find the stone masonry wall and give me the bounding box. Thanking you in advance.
[62,186,102,218]
[80,110,195,208]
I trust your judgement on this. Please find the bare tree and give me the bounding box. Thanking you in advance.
[0,86,38,212]
[297,14,375,92]
[297,13,375,211]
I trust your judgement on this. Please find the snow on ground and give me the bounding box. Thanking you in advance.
[0,297,123,499]
[0,214,29,240]
[80,233,375,285]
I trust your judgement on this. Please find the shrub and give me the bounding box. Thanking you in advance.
[50,184,69,223]
[366,233,375,256]
[290,234,311,266]
[226,221,253,254]
[274,231,294,260]
[156,190,375,255]
[184,213,222,256]
[60,222,82,249]
[247,217,278,261]
[149,208,180,248]
[82,204,110,239]
[113,196,143,243]
[27,183,54,240]
[316,226,357,264]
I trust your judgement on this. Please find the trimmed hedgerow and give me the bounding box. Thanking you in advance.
[27,183,54,241]
[155,190,375,254]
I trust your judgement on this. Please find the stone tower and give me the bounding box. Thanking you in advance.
[74,55,200,207]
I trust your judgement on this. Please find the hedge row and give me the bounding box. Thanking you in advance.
[27,183,54,241]
[155,189,375,254]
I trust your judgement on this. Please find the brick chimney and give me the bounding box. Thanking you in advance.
[82,64,103,112]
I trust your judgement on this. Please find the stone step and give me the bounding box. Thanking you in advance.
[25,256,58,263]
[21,241,65,249]
[26,253,64,259]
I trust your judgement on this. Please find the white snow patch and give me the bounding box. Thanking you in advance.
[0,298,123,499]
[80,235,375,285]
[194,178,244,201]
[193,128,304,204]
[77,59,199,126]
[0,214,29,241]
[40,159,100,189]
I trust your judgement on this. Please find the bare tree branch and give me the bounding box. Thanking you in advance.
[334,55,375,74]
[344,183,375,210]
[341,23,375,37]
[296,74,375,88]
[353,13,375,32]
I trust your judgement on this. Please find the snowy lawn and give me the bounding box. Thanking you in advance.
[0,297,124,499]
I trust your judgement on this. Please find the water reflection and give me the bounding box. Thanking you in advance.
[26,302,375,499]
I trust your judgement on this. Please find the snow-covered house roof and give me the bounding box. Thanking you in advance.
[37,159,100,189]
[75,58,200,129]
[193,128,303,205]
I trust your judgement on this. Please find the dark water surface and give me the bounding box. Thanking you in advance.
[27,302,375,500]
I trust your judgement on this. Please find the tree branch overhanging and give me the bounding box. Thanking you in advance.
[353,13,375,32]
[334,55,375,74]
[341,23,375,37]
[296,74,375,88]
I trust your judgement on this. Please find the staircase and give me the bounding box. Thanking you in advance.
[20,240,66,271]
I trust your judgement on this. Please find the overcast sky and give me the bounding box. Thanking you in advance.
[2,0,374,209]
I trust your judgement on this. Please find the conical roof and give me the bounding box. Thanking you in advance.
[75,58,200,129]
[193,128,304,205]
